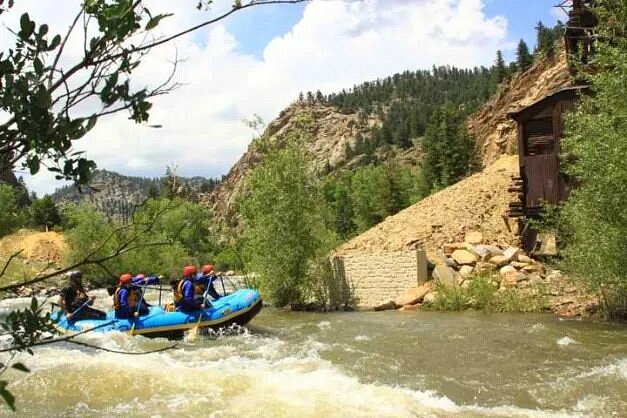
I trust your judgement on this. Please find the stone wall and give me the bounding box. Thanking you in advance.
[331,250,427,308]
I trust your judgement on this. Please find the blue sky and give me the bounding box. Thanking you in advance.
[5,0,568,194]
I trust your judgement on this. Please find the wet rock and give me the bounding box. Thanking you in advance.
[451,249,478,265]
[394,282,434,306]
[489,255,509,267]
[464,231,484,245]
[374,300,397,312]
[433,265,456,289]
[459,265,474,278]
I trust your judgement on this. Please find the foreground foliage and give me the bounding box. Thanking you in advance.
[558,1,627,320]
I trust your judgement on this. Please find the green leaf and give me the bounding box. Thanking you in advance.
[26,156,40,175]
[11,363,29,373]
[48,34,61,51]
[19,13,30,35]
[33,57,43,75]
[85,116,97,132]
[145,13,173,30]
[30,296,38,312]
[0,381,15,412]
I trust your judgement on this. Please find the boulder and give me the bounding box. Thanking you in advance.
[522,263,545,273]
[443,242,465,256]
[499,265,518,278]
[490,255,509,267]
[459,265,474,278]
[510,261,530,269]
[476,244,504,257]
[433,265,456,289]
[451,249,478,265]
[503,247,521,262]
[394,282,434,306]
[423,291,438,304]
[535,233,558,256]
[475,261,497,274]
[500,272,528,289]
[470,244,492,262]
[518,255,533,264]
[427,251,457,268]
[464,231,484,245]
[374,300,397,312]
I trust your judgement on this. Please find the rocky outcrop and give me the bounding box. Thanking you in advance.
[200,103,391,232]
[468,50,573,167]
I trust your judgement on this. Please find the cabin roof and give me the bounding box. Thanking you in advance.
[507,86,590,122]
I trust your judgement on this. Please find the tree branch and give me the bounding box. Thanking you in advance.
[0,250,23,279]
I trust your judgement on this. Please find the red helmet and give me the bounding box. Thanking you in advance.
[201,264,214,274]
[183,265,197,277]
[119,273,133,285]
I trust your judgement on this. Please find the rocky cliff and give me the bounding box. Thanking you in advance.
[200,103,412,231]
[469,50,573,167]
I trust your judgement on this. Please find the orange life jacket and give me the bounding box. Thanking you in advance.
[173,280,185,303]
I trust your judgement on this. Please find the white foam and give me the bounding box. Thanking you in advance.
[317,320,331,329]
[354,335,370,341]
[557,336,579,346]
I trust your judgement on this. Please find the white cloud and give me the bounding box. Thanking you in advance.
[2,0,511,195]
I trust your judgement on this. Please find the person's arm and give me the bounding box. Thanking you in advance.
[118,288,132,317]
[59,288,69,313]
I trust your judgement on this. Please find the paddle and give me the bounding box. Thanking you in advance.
[187,287,210,342]
[129,285,147,336]
[66,297,94,321]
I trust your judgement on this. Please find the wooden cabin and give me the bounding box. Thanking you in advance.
[508,86,588,218]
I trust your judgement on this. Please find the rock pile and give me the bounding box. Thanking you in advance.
[376,231,598,317]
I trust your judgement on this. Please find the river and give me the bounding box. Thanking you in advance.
[1,293,626,417]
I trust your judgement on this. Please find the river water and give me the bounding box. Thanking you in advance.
[1,294,626,417]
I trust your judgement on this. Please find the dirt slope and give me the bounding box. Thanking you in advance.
[336,155,520,254]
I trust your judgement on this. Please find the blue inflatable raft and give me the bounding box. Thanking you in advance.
[51,289,262,339]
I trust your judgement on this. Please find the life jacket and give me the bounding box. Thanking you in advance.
[194,283,206,295]
[173,279,191,303]
[113,286,139,310]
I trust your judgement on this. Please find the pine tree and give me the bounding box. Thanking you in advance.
[493,50,507,84]
[516,39,533,72]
